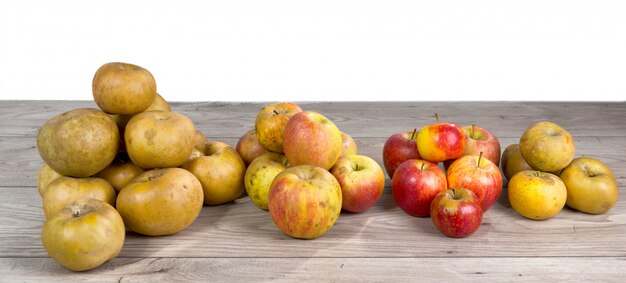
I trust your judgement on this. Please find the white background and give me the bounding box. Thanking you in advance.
[0,0,624,102]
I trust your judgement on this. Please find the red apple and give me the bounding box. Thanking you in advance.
[331,155,385,213]
[462,125,501,165]
[382,128,421,178]
[236,129,268,166]
[446,153,503,212]
[417,114,466,163]
[283,111,342,170]
[431,188,483,238]
[268,165,342,239]
[392,159,447,217]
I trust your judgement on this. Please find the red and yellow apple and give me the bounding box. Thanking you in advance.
[392,159,447,217]
[431,188,483,238]
[236,129,268,165]
[446,154,503,212]
[268,165,342,239]
[255,102,303,153]
[283,111,343,170]
[331,155,385,213]
[340,132,358,158]
[417,118,466,163]
[461,125,501,166]
[382,129,421,178]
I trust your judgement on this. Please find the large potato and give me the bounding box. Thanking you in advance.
[37,108,119,177]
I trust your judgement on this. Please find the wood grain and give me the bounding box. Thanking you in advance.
[1,257,625,282]
[0,101,624,281]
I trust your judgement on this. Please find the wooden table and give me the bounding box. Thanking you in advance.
[1,101,624,282]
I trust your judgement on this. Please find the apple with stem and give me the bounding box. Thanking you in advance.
[392,159,447,217]
[446,152,503,212]
[383,128,421,178]
[417,113,466,163]
[431,188,483,238]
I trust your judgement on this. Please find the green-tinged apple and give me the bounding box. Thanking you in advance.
[92,62,156,115]
[125,111,196,168]
[95,152,145,192]
[116,168,203,236]
[519,121,575,173]
[331,155,384,213]
[560,157,619,214]
[42,177,116,219]
[392,159,447,217]
[340,132,358,158]
[237,129,269,165]
[508,170,566,220]
[37,163,64,197]
[417,114,466,163]
[244,152,289,210]
[255,102,303,153]
[501,144,533,181]
[182,142,246,205]
[446,153,502,212]
[382,129,421,178]
[283,111,342,170]
[268,165,342,239]
[37,108,119,177]
[42,198,125,271]
[431,188,483,238]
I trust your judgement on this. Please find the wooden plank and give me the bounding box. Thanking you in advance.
[1,101,625,138]
[1,257,625,282]
[3,135,624,187]
[2,184,625,258]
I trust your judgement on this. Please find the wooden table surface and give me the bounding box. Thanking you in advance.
[1,101,625,282]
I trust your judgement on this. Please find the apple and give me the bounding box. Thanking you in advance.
[144,93,170,112]
[268,165,342,239]
[92,62,156,115]
[461,125,501,166]
[508,170,567,220]
[392,159,447,217]
[340,132,358,158]
[283,111,343,170]
[37,163,63,197]
[42,176,116,219]
[236,129,269,165]
[519,121,575,173]
[331,155,385,213]
[41,198,125,271]
[430,188,483,238]
[501,144,533,181]
[116,168,204,236]
[446,153,503,212]
[37,108,119,177]
[125,110,196,168]
[95,152,145,192]
[255,102,303,153]
[560,157,619,214]
[182,142,246,205]
[244,152,289,210]
[382,129,421,178]
[417,114,466,163]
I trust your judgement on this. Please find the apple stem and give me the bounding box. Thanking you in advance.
[535,171,541,177]
[420,163,425,171]
[273,109,279,115]
[477,151,483,168]
[434,112,439,123]
[355,163,359,171]
[410,128,417,140]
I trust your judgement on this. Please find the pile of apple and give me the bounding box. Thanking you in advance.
[235,102,385,239]
[35,62,247,271]
[501,121,618,220]
[383,114,503,238]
